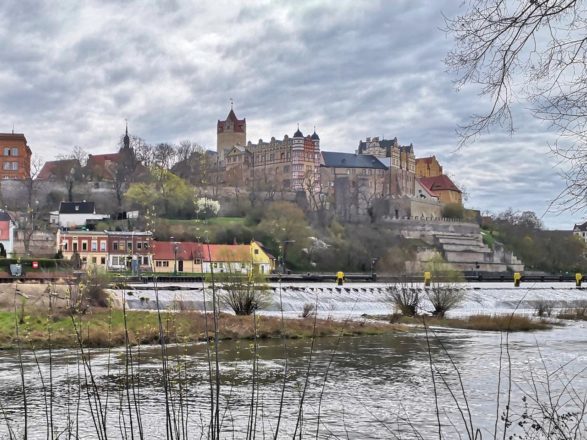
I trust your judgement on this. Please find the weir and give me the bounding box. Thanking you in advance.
[117,282,587,318]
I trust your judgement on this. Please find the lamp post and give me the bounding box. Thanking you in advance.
[170,236,178,275]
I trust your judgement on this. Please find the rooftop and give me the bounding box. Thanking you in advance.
[321,151,388,169]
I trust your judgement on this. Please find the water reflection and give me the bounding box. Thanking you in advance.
[0,322,585,439]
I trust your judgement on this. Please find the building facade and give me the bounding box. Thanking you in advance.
[0,133,32,180]
[222,127,321,191]
[415,156,443,178]
[217,109,246,162]
[356,137,416,197]
[152,241,204,273]
[105,231,153,271]
[0,211,15,256]
[57,230,109,267]
[57,230,153,270]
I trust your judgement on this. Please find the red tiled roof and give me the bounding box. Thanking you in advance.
[416,178,440,198]
[86,153,121,179]
[217,110,246,134]
[419,175,461,193]
[37,159,80,180]
[153,241,205,261]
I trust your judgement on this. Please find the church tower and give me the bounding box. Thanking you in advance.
[217,104,246,162]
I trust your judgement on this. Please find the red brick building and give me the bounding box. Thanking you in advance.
[0,133,32,179]
[105,231,153,270]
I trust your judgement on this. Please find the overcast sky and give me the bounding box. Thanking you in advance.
[0,0,580,228]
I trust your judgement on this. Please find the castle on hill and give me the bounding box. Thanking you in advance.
[214,106,462,219]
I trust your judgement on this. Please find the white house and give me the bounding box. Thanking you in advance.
[56,201,109,228]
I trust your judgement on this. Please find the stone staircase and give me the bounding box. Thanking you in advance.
[434,231,524,272]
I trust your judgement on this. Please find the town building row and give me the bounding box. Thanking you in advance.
[57,229,275,274]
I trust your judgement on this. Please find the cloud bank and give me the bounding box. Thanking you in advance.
[0,0,576,228]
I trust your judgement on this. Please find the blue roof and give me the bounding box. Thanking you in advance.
[321,152,388,169]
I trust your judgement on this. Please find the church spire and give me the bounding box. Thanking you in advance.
[123,119,130,149]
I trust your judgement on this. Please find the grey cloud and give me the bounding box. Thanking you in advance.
[0,0,579,228]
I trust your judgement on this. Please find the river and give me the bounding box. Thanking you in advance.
[0,283,585,439]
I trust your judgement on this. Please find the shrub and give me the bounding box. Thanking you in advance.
[557,302,587,320]
[69,266,112,312]
[442,203,465,219]
[216,272,270,316]
[426,285,466,318]
[533,300,553,318]
[387,284,420,317]
[301,303,316,318]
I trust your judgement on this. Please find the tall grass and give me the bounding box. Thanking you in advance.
[1,279,585,439]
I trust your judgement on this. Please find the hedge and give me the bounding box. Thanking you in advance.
[0,258,72,269]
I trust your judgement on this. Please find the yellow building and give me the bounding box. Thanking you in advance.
[415,155,444,178]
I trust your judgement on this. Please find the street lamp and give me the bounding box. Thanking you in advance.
[170,236,178,276]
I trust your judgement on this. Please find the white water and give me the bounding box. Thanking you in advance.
[118,282,587,318]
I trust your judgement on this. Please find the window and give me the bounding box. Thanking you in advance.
[11,148,18,156]
[62,241,68,251]
[3,148,9,156]
[91,257,97,264]
[254,249,259,255]
[195,258,202,264]
[101,257,106,265]
[82,257,87,263]
[2,162,10,170]
[91,240,97,251]
[137,242,142,250]
[100,241,106,252]
[119,241,125,251]
[213,262,218,268]
[11,162,17,171]
[127,241,132,251]
[156,261,162,267]
[81,241,88,251]
[163,261,169,267]
[143,242,149,249]
[142,256,149,265]
[113,242,119,251]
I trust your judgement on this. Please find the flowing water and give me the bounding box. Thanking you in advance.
[0,283,586,439]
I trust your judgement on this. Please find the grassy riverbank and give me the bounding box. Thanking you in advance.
[379,314,553,331]
[0,309,406,349]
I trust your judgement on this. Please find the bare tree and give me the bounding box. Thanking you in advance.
[20,157,44,255]
[445,0,587,210]
[153,143,177,170]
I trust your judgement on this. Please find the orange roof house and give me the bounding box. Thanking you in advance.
[418,175,462,205]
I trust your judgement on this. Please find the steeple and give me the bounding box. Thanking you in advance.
[123,119,130,149]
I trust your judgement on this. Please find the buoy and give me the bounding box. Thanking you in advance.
[514,272,522,287]
[336,271,344,286]
[576,273,582,287]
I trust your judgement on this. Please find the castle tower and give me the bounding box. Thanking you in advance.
[217,106,246,162]
[310,129,321,188]
[291,126,305,191]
